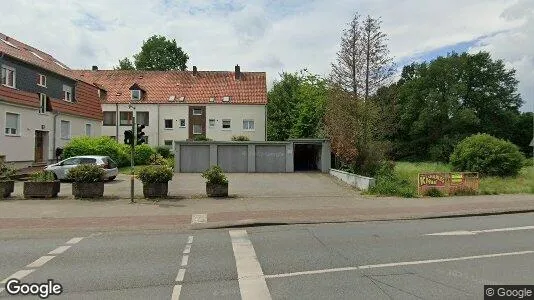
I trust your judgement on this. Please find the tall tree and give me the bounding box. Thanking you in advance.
[114,57,135,70]
[134,35,189,71]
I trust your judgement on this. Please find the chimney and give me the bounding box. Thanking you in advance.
[193,66,198,76]
[235,64,241,80]
[92,65,98,71]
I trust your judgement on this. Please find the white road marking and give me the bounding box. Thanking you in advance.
[265,250,534,279]
[175,268,186,282]
[171,285,182,300]
[181,255,189,266]
[191,214,207,224]
[426,225,534,236]
[187,236,194,244]
[66,237,84,244]
[230,230,272,300]
[183,244,191,254]
[48,245,71,255]
[0,269,35,284]
[26,256,55,268]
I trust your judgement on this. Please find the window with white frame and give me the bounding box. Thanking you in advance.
[164,140,173,149]
[164,119,173,129]
[38,74,46,87]
[131,90,141,101]
[192,108,202,115]
[193,124,202,135]
[103,111,116,126]
[243,119,255,131]
[222,119,231,129]
[63,85,72,102]
[179,119,186,127]
[39,93,47,114]
[1,65,16,88]
[120,111,133,126]
[136,111,149,126]
[60,120,71,139]
[85,124,92,136]
[208,119,215,128]
[4,112,19,136]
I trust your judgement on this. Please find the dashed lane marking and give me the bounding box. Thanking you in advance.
[66,237,84,244]
[181,255,189,267]
[187,236,194,244]
[0,269,35,284]
[426,225,534,236]
[48,245,71,255]
[26,256,55,268]
[175,268,186,282]
[171,285,182,300]
[183,244,191,254]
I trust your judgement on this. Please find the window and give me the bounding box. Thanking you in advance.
[209,119,215,128]
[131,90,141,101]
[1,65,16,88]
[38,74,46,87]
[209,97,215,103]
[192,108,202,115]
[222,119,231,129]
[62,158,80,166]
[85,124,92,136]
[60,120,71,139]
[164,119,173,129]
[243,120,255,131]
[179,119,186,127]
[4,112,19,136]
[136,111,149,126]
[103,112,116,126]
[79,158,97,164]
[164,140,173,149]
[120,111,132,126]
[63,85,72,102]
[222,96,230,102]
[39,93,47,114]
[193,124,202,135]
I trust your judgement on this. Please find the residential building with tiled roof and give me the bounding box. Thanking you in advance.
[0,33,103,167]
[73,65,267,145]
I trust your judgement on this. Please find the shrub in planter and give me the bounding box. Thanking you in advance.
[450,134,525,177]
[67,164,105,198]
[154,146,172,158]
[134,144,155,165]
[149,153,168,166]
[201,166,228,197]
[23,171,60,198]
[231,135,250,141]
[137,165,173,198]
[0,162,16,198]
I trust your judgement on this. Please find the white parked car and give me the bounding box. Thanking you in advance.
[45,156,119,181]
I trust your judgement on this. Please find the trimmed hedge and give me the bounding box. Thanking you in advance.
[450,134,525,177]
[63,137,130,167]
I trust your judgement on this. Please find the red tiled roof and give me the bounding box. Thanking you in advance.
[72,69,267,105]
[0,33,75,80]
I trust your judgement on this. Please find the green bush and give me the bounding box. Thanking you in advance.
[66,164,105,183]
[165,157,175,169]
[148,153,168,166]
[63,137,129,167]
[154,146,172,158]
[201,165,228,184]
[0,162,17,180]
[450,134,525,177]
[423,188,444,197]
[137,165,173,184]
[134,144,155,165]
[231,135,250,141]
[368,173,417,198]
[193,135,212,141]
[30,171,56,182]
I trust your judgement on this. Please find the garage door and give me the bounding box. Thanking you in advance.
[180,145,210,173]
[217,145,248,173]
[255,145,286,172]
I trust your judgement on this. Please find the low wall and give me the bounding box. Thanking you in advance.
[330,169,375,190]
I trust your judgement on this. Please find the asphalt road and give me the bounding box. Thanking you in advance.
[1,213,534,299]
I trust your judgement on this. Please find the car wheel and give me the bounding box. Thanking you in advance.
[52,172,58,180]
[108,176,116,181]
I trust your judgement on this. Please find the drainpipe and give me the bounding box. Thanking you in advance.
[115,103,119,141]
[157,104,160,146]
[52,111,60,162]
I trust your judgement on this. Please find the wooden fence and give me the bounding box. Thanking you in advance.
[418,172,479,196]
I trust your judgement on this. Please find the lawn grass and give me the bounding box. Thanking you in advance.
[118,165,147,175]
[369,161,534,197]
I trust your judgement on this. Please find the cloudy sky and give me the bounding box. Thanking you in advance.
[2,0,533,111]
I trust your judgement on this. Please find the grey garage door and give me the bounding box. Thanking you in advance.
[180,145,210,173]
[255,145,286,172]
[217,145,248,172]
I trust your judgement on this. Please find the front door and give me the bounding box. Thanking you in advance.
[34,131,46,163]
[188,106,206,139]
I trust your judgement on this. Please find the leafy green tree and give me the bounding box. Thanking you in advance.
[114,57,135,70]
[134,35,189,71]
[267,70,327,141]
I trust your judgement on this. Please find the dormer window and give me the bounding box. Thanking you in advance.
[131,89,141,101]
[222,96,231,102]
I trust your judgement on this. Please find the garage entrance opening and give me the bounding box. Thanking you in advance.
[294,143,322,171]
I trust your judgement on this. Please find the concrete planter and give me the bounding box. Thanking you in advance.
[72,182,104,199]
[0,180,14,198]
[206,182,228,197]
[330,169,376,191]
[143,182,169,199]
[23,181,60,198]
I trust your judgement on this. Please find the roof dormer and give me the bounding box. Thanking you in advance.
[129,83,145,101]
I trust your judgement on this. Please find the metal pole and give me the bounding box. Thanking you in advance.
[130,114,136,203]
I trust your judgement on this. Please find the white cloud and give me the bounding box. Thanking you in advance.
[1,0,532,110]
